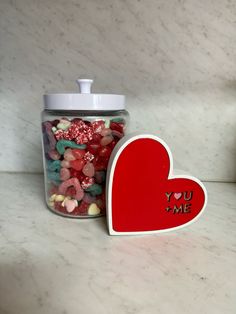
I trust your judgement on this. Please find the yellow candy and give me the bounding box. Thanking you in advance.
[48,201,55,208]
[49,194,57,202]
[88,203,101,216]
[55,194,65,202]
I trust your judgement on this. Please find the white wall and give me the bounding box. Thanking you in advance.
[0,0,235,181]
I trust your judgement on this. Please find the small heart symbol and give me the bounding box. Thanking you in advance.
[174,193,182,200]
[107,134,207,235]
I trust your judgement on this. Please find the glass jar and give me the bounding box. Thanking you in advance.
[41,79,129,218]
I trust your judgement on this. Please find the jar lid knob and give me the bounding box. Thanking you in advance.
[76,79,93,94]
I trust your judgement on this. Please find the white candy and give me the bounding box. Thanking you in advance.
[88,203,101,216]
[62,196,72,207]
[73,200,78,207]
[64,199,76,213]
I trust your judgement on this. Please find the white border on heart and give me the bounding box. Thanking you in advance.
[106,133,208,236]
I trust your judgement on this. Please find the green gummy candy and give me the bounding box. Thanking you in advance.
[47,160,61,172]
[56,140,87,155]
[47,171,60,182]
[85,184,102,196]
[111,118,125,123]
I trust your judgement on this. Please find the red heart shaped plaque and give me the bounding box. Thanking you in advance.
[107,134,207,235]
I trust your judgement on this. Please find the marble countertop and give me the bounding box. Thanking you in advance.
[0,173,235,314]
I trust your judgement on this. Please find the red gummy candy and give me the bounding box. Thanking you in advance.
[87,143,100,155]
[70,169,86,182]
[98,146,112,158]
[72,149,86,160]
[110,122,124,133]
[109,139,119,151]
[93,156,109,171]
[91,133,102,143]
[74,201,89,215]
[112,130,123,139]
[70,168,79,178]
[77,172,86,182]
[54,201,67,214]
[70,159,86,171]
[65,186,77,197]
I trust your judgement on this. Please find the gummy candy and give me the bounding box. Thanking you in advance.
[64,148,76,161]
[98,146,112,158]
[100,135,113,146]
[111,130,123,139]
[88,203,101,215]
[47,171,60,182]
[48,150,61,160]
[42,121,56,151]
[82,162,95,177]
[83,193,96,204]
[100,128,112,137]
[70,159,85,171]
[110,122,124,133]
[58,178,84,201]
[84,151,94,162]
[61,160,70,168]
[56,140,86,155]
[64,199,77,213]
[85,184,102,196]
[81,176,94,189]
[47,160,61,172]
[60,168,71,181]
[76,201,89,215]
[95,171,106,184]
[43,117,126,217]
[72,149,86,160]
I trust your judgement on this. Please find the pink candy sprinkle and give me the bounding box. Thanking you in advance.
[54,120,95,144]
[75,133,90,144]
[92,120,105,134]
[73,119,86,128]
[84,151,94,162]
[54,129,64,140]
[81,177,95,189]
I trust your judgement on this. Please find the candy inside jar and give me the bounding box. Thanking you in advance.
[42,79,129,218]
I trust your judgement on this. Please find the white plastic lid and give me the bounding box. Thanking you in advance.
[44,79,125,111]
